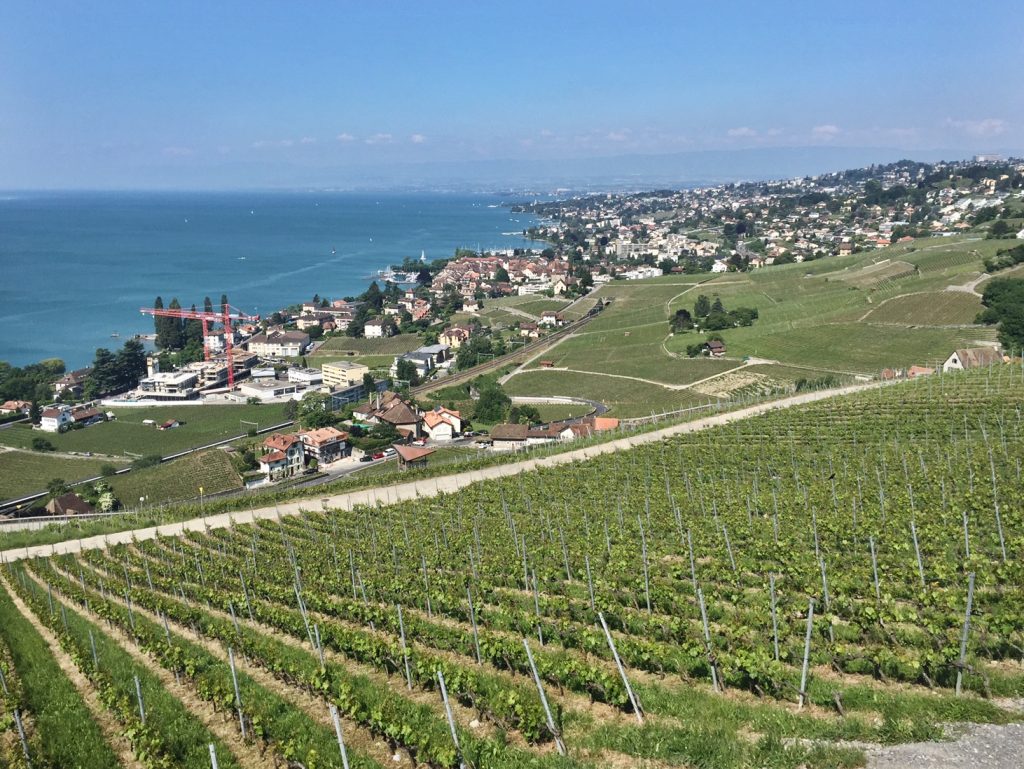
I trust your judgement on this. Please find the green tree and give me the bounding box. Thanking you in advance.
[204,296,214,314]
[670,309,694,333]
[494,266,511,283]
[46,478,70,499]
[29,400,41,424]
[473,383,511,423]
[694,294,711,318]
[978,278,1024,352]
[297,391,338,430]
[395,358,420,387]
[362,372,377,395]
[114,339,147,391]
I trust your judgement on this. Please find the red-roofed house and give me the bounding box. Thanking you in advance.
[392,443,435,470]
[422,407,462,442]
[261,432,304,478]
[0,400,31,415]
[39,405,73,433]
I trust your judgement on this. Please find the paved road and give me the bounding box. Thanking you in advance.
[1,380,891,562]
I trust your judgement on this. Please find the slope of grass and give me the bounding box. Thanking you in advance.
[108,449,243,506]
[0,451,126,501]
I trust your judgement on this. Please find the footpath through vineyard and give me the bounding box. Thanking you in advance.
[2,364,1023,768]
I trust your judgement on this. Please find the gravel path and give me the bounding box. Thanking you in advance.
[866,722,1024,769]
[2,380,894,563]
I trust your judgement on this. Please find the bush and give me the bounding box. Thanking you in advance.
[99,463,118,477]
[31,437,55,452]
[130,454,163,470]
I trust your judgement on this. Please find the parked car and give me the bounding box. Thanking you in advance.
[359,454,374,462]
[383,448,397,457]
[371,451,386,460]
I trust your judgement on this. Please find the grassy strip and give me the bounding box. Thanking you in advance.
[0,578,120,768]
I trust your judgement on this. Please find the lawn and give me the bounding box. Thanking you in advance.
[108,449,243,507]
[313,334,421,356]
[0,403,290,458]
[515,298,572,317]
[0,450,127,501]
[504,369,712,418]
[694,322,998,375]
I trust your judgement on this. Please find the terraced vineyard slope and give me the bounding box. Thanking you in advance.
[1,365,1022,768]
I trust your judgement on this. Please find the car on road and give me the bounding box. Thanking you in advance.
[359,454,374,462]
[382,448,397,458]
[371,451,386,460]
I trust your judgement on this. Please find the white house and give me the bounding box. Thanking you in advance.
[260,433,305,479]
[39,405,73,433]
[363,318,391,339]
[711,260,729,273]
[942,347,1002,372]
[422,407,462,441]
[246,330,310,358]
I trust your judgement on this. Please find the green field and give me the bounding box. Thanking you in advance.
[505,368,712,417]
[313,334,421,356]
[108,449,243,506]
[863,291,984,325]
[515,298,572,317]
[0,403,290,458]
[0,450,127,500]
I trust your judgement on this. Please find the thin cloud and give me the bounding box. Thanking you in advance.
[161,146,194,157]
[336,132,355,142]
[945,117,1008,138]
[299,136,316,144]
[365,133,393,144]
[811,124,841,140]
[606,130,631,142]
[410,133,427,144]
[727,127,757,138]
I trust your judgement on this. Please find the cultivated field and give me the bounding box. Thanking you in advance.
[107,449,243,507]
[0,403,290,458]
[0,367,1020,768]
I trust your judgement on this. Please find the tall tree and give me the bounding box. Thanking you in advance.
[204,296,214,315]
[153,296,166,345]
[694,295,711,318]
[163,298,185,349]
[114,339,147,391]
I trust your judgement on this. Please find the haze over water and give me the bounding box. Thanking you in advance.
[0,191,540,368]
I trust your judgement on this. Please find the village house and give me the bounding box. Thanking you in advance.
[392,443,435,470]
[45,492,96,516]
[439,324,474,349]
[259,433,305,480]
[519,322,540,338]
[298,426,348,465]
[422,407,462,441]
[352,392,422,438]
[246,329,310,358]
[942,347,1003,372]
[38,405,74,433]
[538,311,566,328]
[0,400,31,415]
[363,318,393,339]
[703,340,727,357]
[53,367,92,398]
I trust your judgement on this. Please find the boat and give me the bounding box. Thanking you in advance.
[110,332,120,338]
[332,246,336,255]
[238,256,246,261]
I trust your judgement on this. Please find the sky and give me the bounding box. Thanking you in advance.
[1,0,1022,189]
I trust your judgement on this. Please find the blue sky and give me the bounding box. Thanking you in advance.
[1,1,1021,188]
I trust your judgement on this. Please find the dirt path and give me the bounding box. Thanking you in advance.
[0,574,146,769]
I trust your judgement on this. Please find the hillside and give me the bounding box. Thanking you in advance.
[501,235,1002,415]
[1,366,1020,768]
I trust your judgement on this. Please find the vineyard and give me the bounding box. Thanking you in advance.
[0,366,1022,768]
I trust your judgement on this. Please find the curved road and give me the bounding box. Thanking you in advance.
[1,379,891,562]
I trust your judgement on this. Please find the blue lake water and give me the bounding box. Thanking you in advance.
[0,191,539,368]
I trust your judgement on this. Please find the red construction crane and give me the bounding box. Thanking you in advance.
[140,304,260,388]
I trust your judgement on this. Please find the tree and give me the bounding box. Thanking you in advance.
[988,220,1012,239]
[297,391,338,430]
[978,278,1024,352]
[658,258,676,275]
[711,296,725,314]
[29,400,41,425]
[114,339,147,391]
[494,266,511,283]
[152,296,165,344]
[204,296,214,314]
[473,383,511,423]
[221,294,230,312]
[416,267,433,285]
[161,298,185,349]
[395,358,420,387]
[46,478,70,499]
[670,309,694,333]
[362,372,376,395]
[694,295,711,318]
[508,404,540,424]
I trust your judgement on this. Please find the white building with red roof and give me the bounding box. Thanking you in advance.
[260,432,304,479]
